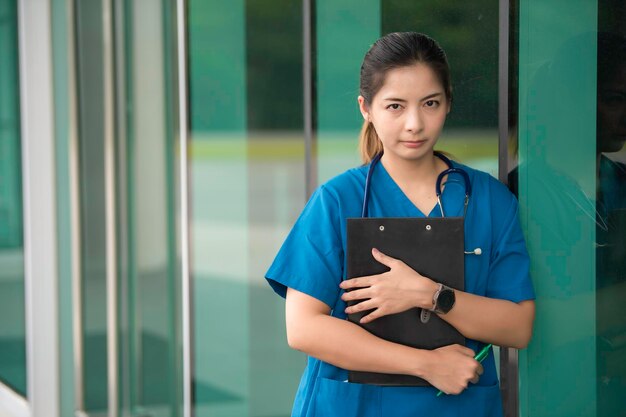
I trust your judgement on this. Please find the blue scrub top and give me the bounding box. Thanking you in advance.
[266,158,535,417]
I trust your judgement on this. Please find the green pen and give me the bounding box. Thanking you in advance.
[436,344,492,397]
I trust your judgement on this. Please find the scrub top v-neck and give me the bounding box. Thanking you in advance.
[266,158,535,417]
[372,158,467,219]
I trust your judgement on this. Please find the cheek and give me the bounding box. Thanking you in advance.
[597,105,619,130]
[430,113,448,130]
[372,115,399,134]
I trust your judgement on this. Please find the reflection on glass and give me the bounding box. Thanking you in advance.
[515,1,626,415]
[0,0,26,397]
[516,14,598,415]
[594,31,626,417]
[190,1,304,416]
[510,5,626,417]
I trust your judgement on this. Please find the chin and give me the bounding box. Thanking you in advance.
[598,137,626,153]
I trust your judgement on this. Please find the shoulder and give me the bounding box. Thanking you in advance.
[601,154,626,177]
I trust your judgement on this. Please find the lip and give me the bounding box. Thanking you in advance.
[401,140,428,148]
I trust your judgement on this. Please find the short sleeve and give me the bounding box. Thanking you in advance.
[265,185,344,309]
[486,188,536,303]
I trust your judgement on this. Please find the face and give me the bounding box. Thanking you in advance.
[358,63,450,164]
[597,63,626,153]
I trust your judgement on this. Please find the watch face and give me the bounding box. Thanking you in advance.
[437,289,456,313]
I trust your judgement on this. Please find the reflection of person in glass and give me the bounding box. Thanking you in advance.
[594,31,626,417]
[266,32,535,416]
[508,31,626,416]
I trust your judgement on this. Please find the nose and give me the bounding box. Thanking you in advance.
[405,108,424,133]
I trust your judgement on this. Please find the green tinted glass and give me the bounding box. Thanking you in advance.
[189,1,305,416]
[70,1,184,415]
[0,0,26,397]
[316,0,380,182]
[516,1,626,416]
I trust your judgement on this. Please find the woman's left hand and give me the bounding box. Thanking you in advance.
[340,248,439,324]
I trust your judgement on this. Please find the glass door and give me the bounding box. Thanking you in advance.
[516,0,626,416]
[0,0,26,402]
[70,0,184,416]
[188,1,503,416]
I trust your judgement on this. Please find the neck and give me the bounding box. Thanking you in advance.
[380,151,443,187]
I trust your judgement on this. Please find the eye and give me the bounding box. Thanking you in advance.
[386,103,402,110]
[424,100,440,108]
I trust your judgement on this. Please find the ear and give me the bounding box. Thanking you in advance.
[446,100,452,115]
[358,95,370,122]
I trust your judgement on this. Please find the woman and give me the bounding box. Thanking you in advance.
[266,32,535,417]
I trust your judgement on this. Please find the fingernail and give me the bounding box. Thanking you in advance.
[372,248,379,255]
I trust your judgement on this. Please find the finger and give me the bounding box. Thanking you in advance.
[477,364,484,376]
[453,345,476,357]
[345,299,376,315]
[340,276,375,290]
[470,373,480,385]
[371,248,400,268]
[360,308,383,324]
[341,288,370,302]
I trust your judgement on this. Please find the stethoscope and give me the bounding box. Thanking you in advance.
[362,151,482,256]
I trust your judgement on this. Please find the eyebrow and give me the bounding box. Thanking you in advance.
[383,92,444,102]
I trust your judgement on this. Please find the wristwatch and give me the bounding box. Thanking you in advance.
[431,283,456,314]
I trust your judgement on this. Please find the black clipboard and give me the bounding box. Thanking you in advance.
[346,217,465,386]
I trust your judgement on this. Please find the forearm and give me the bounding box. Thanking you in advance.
[288,311,431,376]
[439,292,535,349]
[286,288,432,377]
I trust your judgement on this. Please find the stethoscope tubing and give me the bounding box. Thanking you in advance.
[362,151,472,218]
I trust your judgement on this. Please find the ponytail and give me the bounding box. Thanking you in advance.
[358,120,383,164]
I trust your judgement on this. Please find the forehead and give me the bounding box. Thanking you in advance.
[376,63,444,98]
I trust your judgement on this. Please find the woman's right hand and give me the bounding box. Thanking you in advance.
[421,344,484,395]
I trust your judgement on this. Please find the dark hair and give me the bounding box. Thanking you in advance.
[358,32,452,163]
[597,31,626,84]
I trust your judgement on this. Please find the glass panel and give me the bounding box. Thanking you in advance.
[513,1,625,416]
[0,0,26,397]
[595,2,626,414]
[382,0,500,175]
[74,0,109,410]
[73,1,183,415]
[245,1,305,415]
[118,1,182,416]
[316,0,380,183]
[189,0,304,416]
[51,0,76,414]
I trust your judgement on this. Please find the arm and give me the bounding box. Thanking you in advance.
[439,293,535,349]
[341,249,535,349]
[286,287,484,395]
